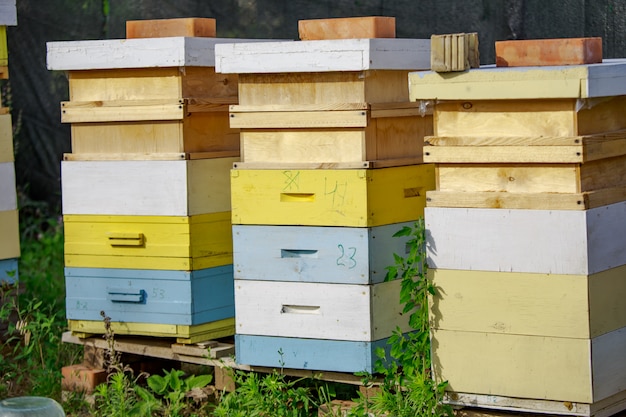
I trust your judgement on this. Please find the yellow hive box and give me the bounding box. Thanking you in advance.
[0,111,13,162]
[68,317,235,344]
[0,209,19,259]
[0,26,7,67]
[64,212,233,270]
[232,71,432,167]
[231,164,435,227]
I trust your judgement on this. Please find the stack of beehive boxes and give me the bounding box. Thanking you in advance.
[46,18,264,344]
[215,17,435,373]
[410,38,626,416]
[0,0,18,283]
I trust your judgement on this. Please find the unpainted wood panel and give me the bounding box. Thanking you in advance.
[436,164,581,193]
[363,70,411,103]
[434,99,576,137]
[425,190,589,210]
[424,145,583,163]
[577,95,626,135]
[240,129,366,164]
[180,67,238,99]
[369,115,431,161]
[580,154,626,192]
[69,68,182,101]
[431,329,593,402]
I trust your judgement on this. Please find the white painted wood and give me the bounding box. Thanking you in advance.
[0,0,17,26]
[409,59,626,100]
[0,162,16,211]
[47,37,277,70]
[215,38,431,73]
[443,392,593,416]
[592,326,626,401]
[234,279,409,341]
[425,202,626,275]
[61,158,236,216]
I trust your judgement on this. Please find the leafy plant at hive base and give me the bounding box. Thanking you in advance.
[349,217,453,417]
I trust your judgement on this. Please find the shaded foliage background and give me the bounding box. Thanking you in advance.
[7,0,626,208]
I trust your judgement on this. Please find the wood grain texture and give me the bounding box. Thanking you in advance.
[0,162,16,211]
[0,210,18,259]
[235,334,396,373]
[431,329,593,402]
[0,113,13,162]
[126,18,216,39]
[409,59,626,100]
[298,17,396,40]
[231,165,434,227]
[65,265,234,325]
[234,279,409,341]
[47,37,273,70]
[61,99,185,123]
[425,202,626,275]
[215,38,431,74]
[68,317,236,344]
[237,71,412,106]
[496,37,602,67]
[431,33,479,72]
[0,258,17,283]
[430,265,626,339]
[61,158,237,216]
[63,212,233,270]
[233,222,413,284]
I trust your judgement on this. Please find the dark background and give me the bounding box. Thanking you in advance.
[6,0,626,208]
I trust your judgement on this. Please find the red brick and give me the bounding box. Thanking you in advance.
[496,37,602,67]
[298,17,395,40]
[126,18,216,39]
[62,364,107,394]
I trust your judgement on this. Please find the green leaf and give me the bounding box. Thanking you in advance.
[185,374,213,390]
[147,374,167,395]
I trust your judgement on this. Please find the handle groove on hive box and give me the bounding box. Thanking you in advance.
[280,193,315,202]
[281,305,321,315]
[107,232,145,246]
[107,288,146,303]
[280,249,319,258]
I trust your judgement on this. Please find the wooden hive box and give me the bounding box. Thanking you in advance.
[429,267,626,413]
[0,161,16,211]
[64,212,233,271]
[0,258,17,282]
[61,157,236,216]
[233,222,413,284]
[65,265,234,325]
[0,111,13,162]
[408,59,626,210]
[68,317,235,345]
[0,209,18,260]
[47,37,269,160]
[231,164,435,227]
[216,39,433,168]
[234,278,410,373]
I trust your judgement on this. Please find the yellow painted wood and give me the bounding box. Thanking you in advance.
[68,67,238,102]
[68,317,236,344]
[64,212,232,270]
[231,165,435,227]
[0,112,13,162]
[429,266,626,339]
[70,113,239,157]
[238,70,410,106]
[61,99,185,123]
[0,26,7,67]
[431,329,593,402]
[0,210,19,259]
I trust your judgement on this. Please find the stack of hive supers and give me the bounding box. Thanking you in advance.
[410,37,626,416]
[215,17,435,373]
[0,0,18,283]
[46,18,264,344]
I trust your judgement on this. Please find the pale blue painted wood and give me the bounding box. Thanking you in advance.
[0,258,17,283]
[233,222,413,284]
[235,334,402,373]
[65,265,234,325]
